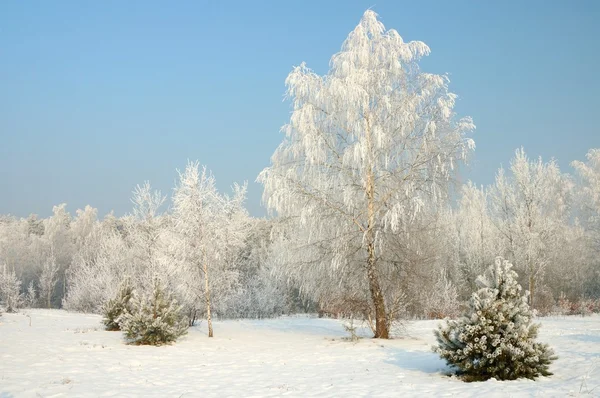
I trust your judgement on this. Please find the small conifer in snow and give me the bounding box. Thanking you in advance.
[101,277,134,331]
[434,257,556,381]
[120,278,188,345]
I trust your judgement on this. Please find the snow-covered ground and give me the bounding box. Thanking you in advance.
[1,310,599,397]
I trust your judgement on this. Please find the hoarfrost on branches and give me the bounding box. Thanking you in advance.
[435,257,556,381]
[171,161,249,336]
[489,148,572,309]
[259,10,474,338]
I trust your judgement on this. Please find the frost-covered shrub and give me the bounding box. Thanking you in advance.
[554,292,573,315]
[532,285,554,317]
[224,269,293,319]
[593,299,600,314]
[578,299,594,316]
[553,294,599,316]
[423,271,461,319]
[63,231,128,313]
[120,279,188,345]
[0,264,23,313]
[434,257,556,382]
[101,277,134,331]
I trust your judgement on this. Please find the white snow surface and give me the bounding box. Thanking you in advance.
[1,310,599,397]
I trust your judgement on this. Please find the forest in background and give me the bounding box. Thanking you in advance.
[1,147,599,324]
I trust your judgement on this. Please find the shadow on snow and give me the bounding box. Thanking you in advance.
[384,347,450,375]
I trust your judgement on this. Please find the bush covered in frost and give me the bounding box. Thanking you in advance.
[101,277,134,331]
[119,278,188,345]
[434,257,556,381]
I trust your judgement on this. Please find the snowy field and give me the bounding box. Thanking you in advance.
[1,310,599,397]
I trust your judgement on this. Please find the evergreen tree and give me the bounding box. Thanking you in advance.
[101,277,134,331]
[119,278,188,345]
[434,257,556,381]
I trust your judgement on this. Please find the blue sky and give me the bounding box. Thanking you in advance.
[1,0,599,218]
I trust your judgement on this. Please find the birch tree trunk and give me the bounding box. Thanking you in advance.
[529,272,535,310]
[203,253,213,338]
[366,116,389,338]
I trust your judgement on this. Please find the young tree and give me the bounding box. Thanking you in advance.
[39,251,59,308]
[489,149,571,308]
[225,218,295,319]
[572,148,600,245]
[435,257,556,381]
[119,278,188,345]
[571,148,600,299]
[455,183,499,293]
[127,182,167,289]
[71,205,98,250]
[25,281,37,308]
[259,10,474,338]
[44,203,74,304]
[0,264,23,312]
[63,228,131,313]
[0,216,41,287]
[102,276,134,331]
[172,161,248,337]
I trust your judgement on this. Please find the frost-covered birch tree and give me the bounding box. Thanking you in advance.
[571,148,600,298]
[71,205,98,250]
[259,10,474,338]
[489,148,572,309]
[63,227,131,313]
[127,182,167,290]
[455,182,499,292]
[0,263,23,312]
[39,251,59,308]
[572,149,600,245]
[172,161,248,337]
[44,203,74,305]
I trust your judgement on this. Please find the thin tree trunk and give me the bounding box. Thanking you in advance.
[367,241,388,338]
[529,272,535,310]
[203,258,213,338]
[365,158,389,338]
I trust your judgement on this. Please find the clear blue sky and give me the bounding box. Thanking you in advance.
[1,0,599,218]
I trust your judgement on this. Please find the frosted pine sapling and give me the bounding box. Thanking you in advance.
[119,278,188,345]
[434,257,556,381]
[101,277,134,331]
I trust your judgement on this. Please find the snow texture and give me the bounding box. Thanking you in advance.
[1,309,599,397]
